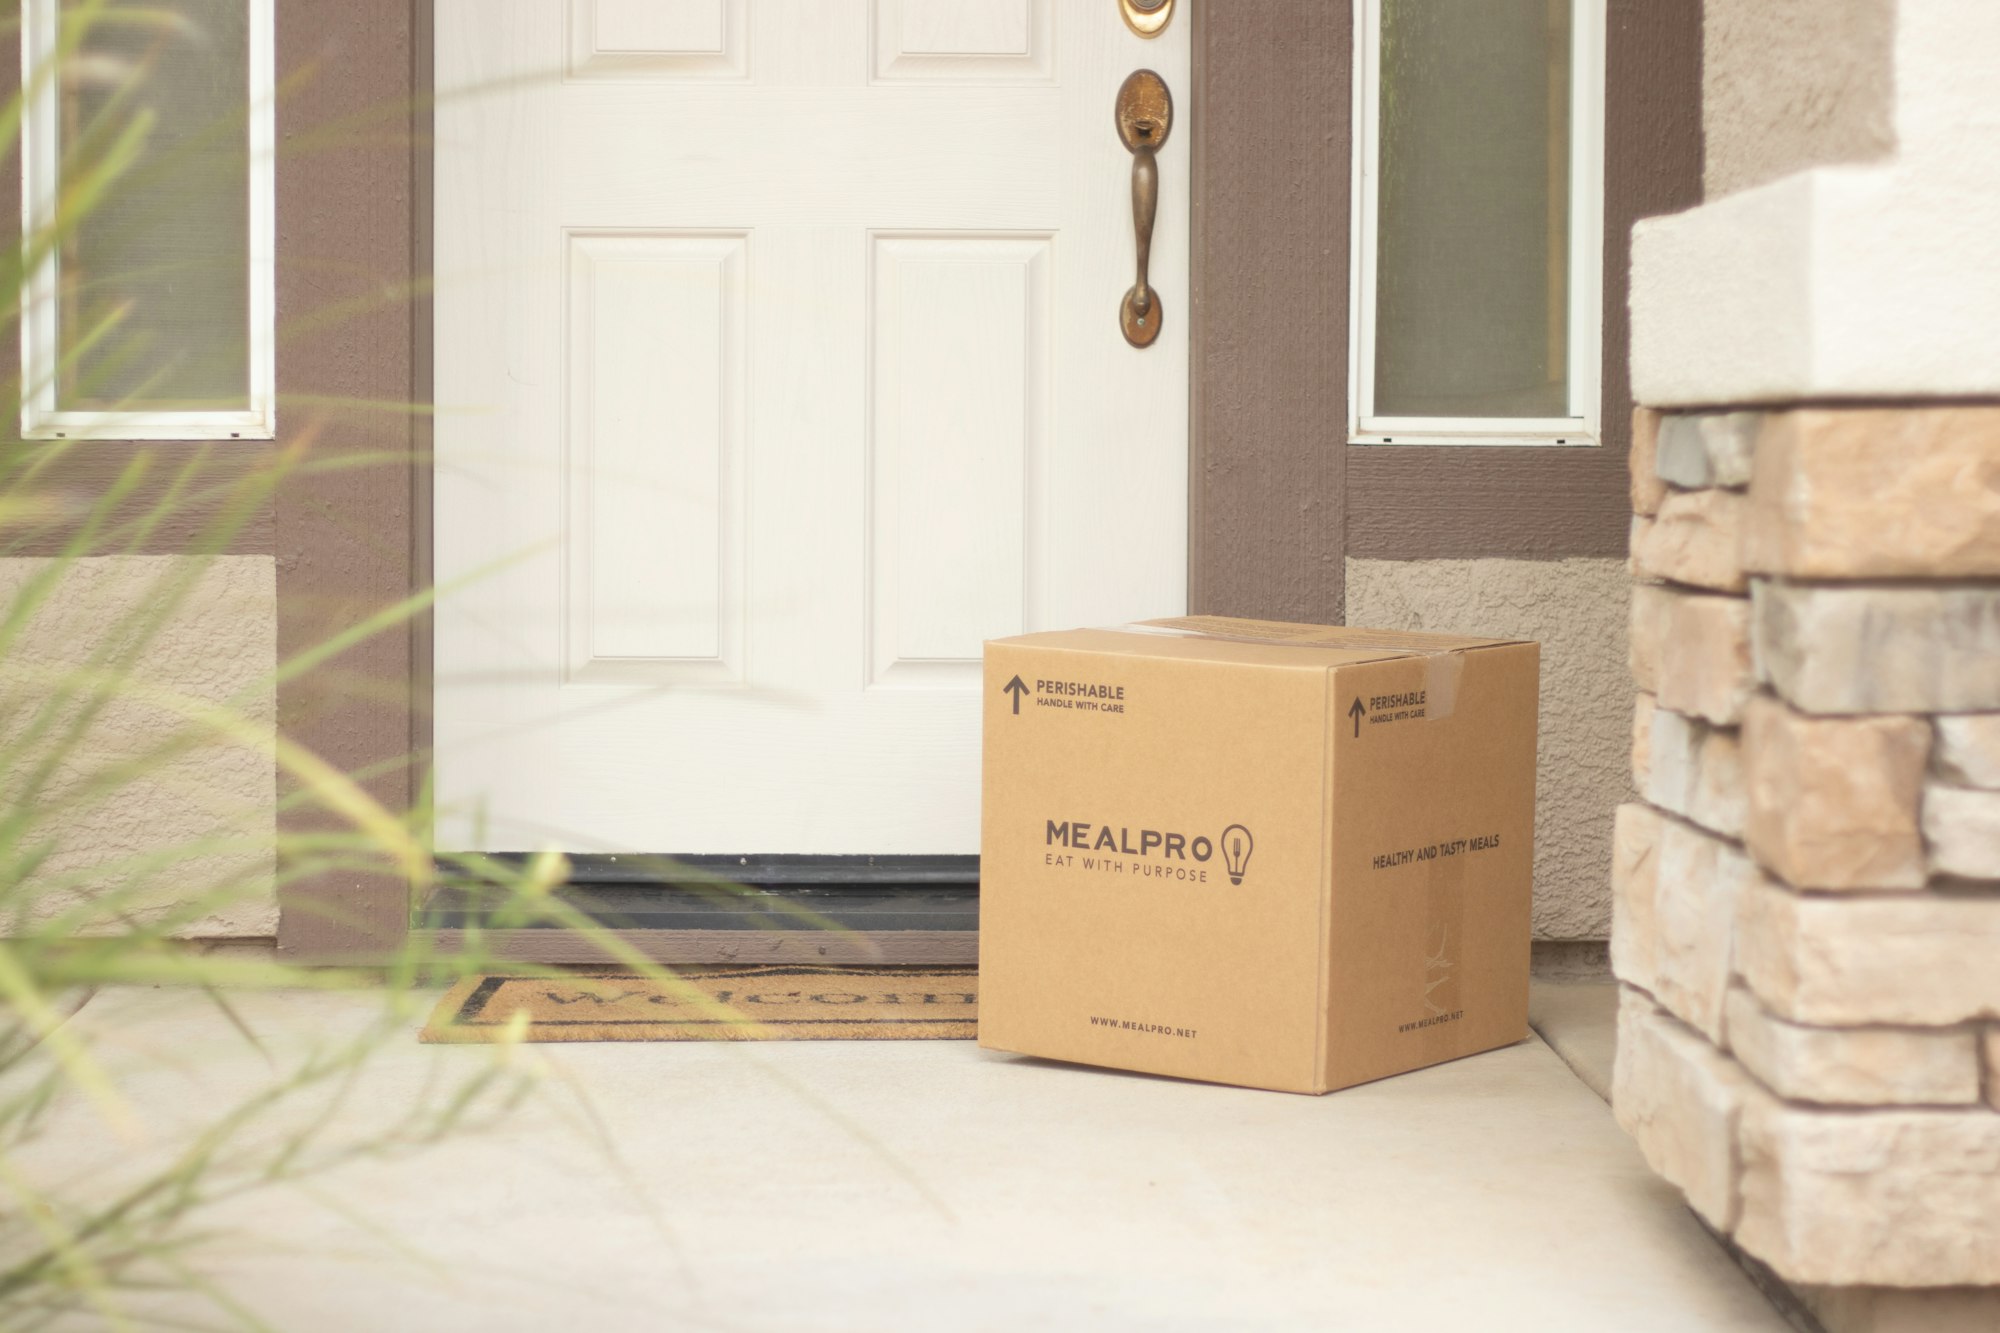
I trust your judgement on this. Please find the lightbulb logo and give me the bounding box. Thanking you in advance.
[1219,824,1254,885]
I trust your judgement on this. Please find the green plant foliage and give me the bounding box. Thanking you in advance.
[0,6,820,1325]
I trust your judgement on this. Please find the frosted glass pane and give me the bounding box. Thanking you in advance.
[1373,0,1571,419]
[58,0,250,411]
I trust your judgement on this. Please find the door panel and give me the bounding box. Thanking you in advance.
[874,0,1054,82]
[569,0,748,80]
[868,233,1048,688]
[435,1,1190,854]
[565,231,745,684]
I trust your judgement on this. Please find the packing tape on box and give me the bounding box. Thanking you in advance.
[1102,620,1464,721]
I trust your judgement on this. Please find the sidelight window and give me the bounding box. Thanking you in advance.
[20,0,275,440]
[1350,0,1604,445]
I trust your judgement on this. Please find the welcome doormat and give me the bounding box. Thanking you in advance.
[420,965,978,1043]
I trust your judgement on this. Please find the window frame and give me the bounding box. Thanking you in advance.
[19,0,277,441]
[1347,0,1605,448]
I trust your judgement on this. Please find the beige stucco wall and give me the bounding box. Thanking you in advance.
[0,555,277,937]
[1703,0,1896,198]
[1346,557,1633,941]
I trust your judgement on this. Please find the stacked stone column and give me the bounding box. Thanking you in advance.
[1613,406,2000,1288]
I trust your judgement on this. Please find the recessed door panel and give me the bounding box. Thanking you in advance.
[569,0,747,79]
[872,0,1053,82]
[868,234,1048,687]
[564,231,744,682]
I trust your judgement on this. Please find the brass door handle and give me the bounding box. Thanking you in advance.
[1115,69,1172,348]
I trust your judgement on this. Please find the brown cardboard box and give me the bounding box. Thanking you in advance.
[978,615,1539,1094]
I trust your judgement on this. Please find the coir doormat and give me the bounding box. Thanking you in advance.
[421,965,977,1043]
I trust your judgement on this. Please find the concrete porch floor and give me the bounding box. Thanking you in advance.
[12,980,1794,1331]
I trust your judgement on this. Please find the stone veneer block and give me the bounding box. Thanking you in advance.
[1609,802,1661,993]
[1742,408,2000,579]
[1802,1286,2000,1333]
[1631,488,1750,593]
[1646,706,1745,839]
[1631,692,1656,791]
[1611,806,1750,1041]
[1987,1029,2000,1110]
[1753,580,2000,714]
[1936,714,2000,790]
[1628,584,1669,695]
[1722,984,1981,1107]
[1652,819,1759,1042]
[1923,782,2000,880]
[1737,878,2000,1026]
[1741,693,1929,890]
[1613,986,1750,1231]
[1737,1093,2000,1286]
[1630,407,1667,517]
[1628,514,1654,581]
[1655,411,1760,490]
[1645,588,1755,726]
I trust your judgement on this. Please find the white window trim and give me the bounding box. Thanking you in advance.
[1347,0,1605,448]
[19,0,276,441]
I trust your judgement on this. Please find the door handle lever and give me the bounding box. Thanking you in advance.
[1115,69,1173,348]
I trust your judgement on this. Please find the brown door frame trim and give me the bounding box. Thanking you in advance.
[273,0,1697,958]
[272,0,431,956]
[1187,0,1351,623]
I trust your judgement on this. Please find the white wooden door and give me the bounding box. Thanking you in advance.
[433,1,1190,855]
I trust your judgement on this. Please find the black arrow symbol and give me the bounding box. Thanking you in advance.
[1003,675,1030,715]
[1348,696,1366,738]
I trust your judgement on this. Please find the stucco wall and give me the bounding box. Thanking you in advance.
[1346,557,1632,940]
[1703,0,1896,198]
[0,555,277,937]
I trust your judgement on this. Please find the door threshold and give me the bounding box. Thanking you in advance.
[469,852,978,888]
[416,856,979,966]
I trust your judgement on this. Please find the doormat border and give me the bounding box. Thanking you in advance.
[420,965,979,1043]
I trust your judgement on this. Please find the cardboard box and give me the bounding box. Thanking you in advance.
[978,615,1539,1094]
